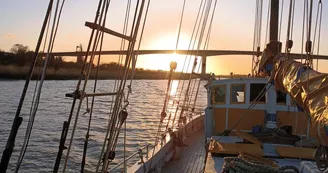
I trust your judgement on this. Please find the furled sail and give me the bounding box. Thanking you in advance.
[259,48,328,126]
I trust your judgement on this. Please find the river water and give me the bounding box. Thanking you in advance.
[0,80,207,172]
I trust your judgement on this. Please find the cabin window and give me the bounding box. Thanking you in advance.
[250,83,266,102]
[276,91,286,104]
[211,85,226,104]
[230,84,245,103]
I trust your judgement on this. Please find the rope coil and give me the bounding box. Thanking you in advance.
[223,155,299,173]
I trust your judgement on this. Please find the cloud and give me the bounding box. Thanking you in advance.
[3,33,16,39]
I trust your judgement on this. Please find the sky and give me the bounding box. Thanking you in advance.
[1,0,328,74]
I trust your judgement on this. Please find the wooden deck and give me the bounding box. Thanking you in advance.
[162,129,205,173]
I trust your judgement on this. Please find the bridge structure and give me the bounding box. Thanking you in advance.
[50,49,328,75]
[50,49,328,60]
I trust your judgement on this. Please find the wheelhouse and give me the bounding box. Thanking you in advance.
[205,77,317,139]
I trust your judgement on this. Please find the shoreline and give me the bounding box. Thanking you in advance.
[0,65,248,80]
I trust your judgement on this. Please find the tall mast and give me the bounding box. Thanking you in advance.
[270,0,279,42]
[268,0,281,55]
[264,0,280,129]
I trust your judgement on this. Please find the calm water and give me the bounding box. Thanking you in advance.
[0,80,207,172]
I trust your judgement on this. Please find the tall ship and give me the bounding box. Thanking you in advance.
[0,0,328,173]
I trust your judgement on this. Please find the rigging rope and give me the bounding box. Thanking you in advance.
[175,11,204,111]
[122,0,151,171]
[53,0,107,172]
[80,0,110,171]
[0,0,54,172]
[148,0,218,171]
[101,0,148,172]
[290,0,296,40]
[120,0,151,170]
[300,0,308,64]
[175,0,187,51]
[252,0,263,76]
[165,0,206,131]
[252,0,259,76]
[187,0,217,116]
[315,0,322,71]
[28,0,53,140]
[147,0,192,171]
[285,0,295,57]
[170,0,212,131]
[257,0,263,50]
[15,0,66,172]
[278,0,284,41]
[95,0,132,171]
[187,60,202,112]
[305,0,313,108]
[186,0,217,115]
[170,0,205,117]
[311,0,322,71]
[63,0,110,172]
[264,0,271,47]
[179,0,212,126]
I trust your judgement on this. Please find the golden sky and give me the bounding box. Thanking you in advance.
[1,0,328,74]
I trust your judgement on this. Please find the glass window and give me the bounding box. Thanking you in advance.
[276,91,286,104]
[250,83,266,102]
[211,85,226,104]
[230,84,245,103]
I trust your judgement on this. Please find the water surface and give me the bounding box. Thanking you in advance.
[0,80,207,172]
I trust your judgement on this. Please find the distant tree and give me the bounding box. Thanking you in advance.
[54,56,64,69]
[25,51,35,64]
[10,44,29,54]
[0,48,4,52]
[6,44,31,66]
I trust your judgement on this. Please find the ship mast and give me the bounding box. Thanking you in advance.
[259,0,328,131]
[263,0,281,129]
[268,0,281,55]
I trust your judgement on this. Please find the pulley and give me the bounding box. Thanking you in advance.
[306,40,312,54]
[193,58,197,66]
[103,150,116,161]
[119,109,128,126]
[286,40,293,50]
[161,111,167,121]
[256,46,261,57]
[170,61,177,70]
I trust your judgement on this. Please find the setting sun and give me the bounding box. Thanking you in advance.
[137,33,200,72]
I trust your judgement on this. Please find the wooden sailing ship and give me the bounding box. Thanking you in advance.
[1,0,327,173]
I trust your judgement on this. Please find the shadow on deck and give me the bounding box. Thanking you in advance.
[162,128,205,173]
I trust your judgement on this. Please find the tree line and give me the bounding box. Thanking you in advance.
[0,44,248,80]
[0,44,65,68]
[0,44,179,80]
[0,44,132,71]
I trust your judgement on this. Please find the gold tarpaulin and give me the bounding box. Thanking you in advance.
[259,48,328,126]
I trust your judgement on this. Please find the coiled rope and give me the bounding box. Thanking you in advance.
[223,156,299,173]
[315,145,328,171]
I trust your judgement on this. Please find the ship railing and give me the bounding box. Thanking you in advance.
[108,143,153,172]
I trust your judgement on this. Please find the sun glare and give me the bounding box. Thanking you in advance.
[137,33,195,72]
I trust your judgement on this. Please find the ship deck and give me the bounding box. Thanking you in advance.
[162,128,206,173]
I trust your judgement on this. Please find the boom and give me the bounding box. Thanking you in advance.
[259,48,328,134]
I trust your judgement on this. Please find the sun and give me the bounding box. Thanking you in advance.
[137,33,196,72]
